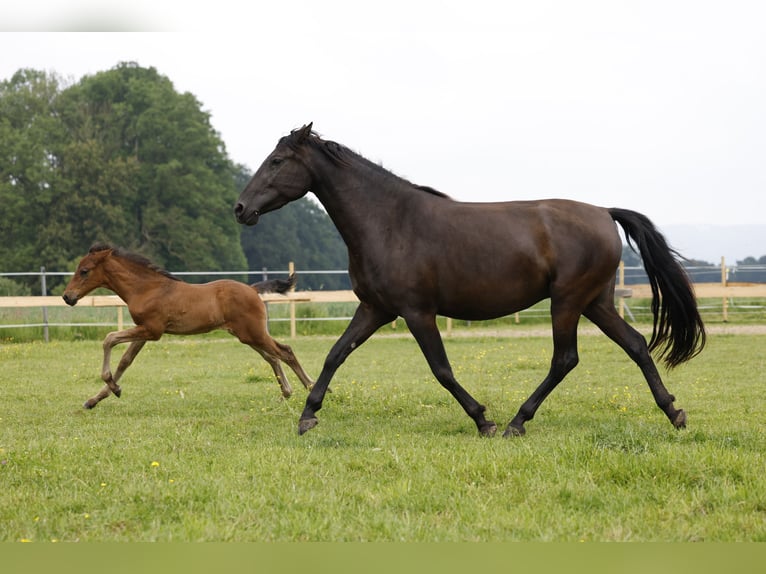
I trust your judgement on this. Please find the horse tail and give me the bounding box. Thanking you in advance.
[251,273,296,295]
[609,208,706,368]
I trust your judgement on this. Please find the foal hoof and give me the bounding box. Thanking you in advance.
[672,409,687,429]
[503,424,526,438]
[83,401,96,410]
[298,417,319,435]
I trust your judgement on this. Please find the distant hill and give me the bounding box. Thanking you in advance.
[659,224,766,265]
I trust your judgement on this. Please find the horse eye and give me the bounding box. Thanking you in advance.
[271,157,283,167]
[79,268,89,277]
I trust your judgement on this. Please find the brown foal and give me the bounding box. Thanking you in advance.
[63,243,314,409]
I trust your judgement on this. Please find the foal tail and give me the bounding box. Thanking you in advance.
[251,273,297,295]
[609,208,706,368]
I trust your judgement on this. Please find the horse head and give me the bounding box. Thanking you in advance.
[234,123,315,225]
[62,245,113,306]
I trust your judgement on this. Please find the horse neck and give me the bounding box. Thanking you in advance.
[100,257,169,303]
[308,151,409,248]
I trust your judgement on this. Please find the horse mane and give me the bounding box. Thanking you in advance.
[285,128,453,200]
[89,242,181,281]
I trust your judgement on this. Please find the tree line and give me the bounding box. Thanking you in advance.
[1,63,762,296]
[0,63,348,294]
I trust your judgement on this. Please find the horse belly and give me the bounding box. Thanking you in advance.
[437,276,550,321]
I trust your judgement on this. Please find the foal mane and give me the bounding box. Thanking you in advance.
[88,242,181,281]
[286,127,452,200]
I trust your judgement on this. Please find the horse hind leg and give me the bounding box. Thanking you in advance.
[504,306,580,437]
[584,299,686,429]
[252,347,294,398]
[273,340,315,390]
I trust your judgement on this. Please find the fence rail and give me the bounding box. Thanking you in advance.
[2,258,765,341]
[2,283,766,342]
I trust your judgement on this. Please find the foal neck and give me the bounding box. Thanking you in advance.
[101,255,175,302]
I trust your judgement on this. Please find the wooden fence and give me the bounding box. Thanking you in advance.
[2,281,765,341]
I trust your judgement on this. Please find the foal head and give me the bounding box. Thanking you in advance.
[234,123,317,225]
[62,244,115,306]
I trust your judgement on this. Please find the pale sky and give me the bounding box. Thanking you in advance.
[2,1,765,260]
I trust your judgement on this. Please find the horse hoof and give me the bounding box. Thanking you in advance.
[298,417,319,435]
[479,422,497,437]
[503,424,526,438]
[83,401,96,410]
[673,409,687,429]
[113,388,122,398]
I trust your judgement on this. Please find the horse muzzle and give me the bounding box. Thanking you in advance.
[62,293,79,306]
[234,202,260,226]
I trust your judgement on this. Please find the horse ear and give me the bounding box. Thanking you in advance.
[296,122,313,142]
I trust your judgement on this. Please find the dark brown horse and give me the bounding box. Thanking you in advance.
[63,243,314,408]
[235,124,705,437]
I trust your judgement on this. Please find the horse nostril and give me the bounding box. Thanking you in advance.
[234,202,245,217]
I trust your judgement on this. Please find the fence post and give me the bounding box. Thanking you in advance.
[721,256,728,322]
[618,260,625,319]
[40,266,49,343]
[289,261,296,338]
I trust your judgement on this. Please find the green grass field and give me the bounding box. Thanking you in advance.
[1,327,764,541]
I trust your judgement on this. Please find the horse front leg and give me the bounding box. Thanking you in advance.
[85,340,147,409]
[299,302,395,435]
[91,327,155,408]
[405,312,497,437]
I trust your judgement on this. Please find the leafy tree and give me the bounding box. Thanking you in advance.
[55,62,245,273]
[737,255,766,265]
[1,63,247,291]
[0,69,67,275]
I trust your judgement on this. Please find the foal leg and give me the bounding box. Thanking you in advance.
[273,340,315,391]
[97,327,156,401]
[233,322,313,399]
[252,346,294,399]
[405,312,497,437]
[504,306,581,437]
[254,338,316,396]
[84,341,146,409]
[299,302,396,435]
[584,298,686,429]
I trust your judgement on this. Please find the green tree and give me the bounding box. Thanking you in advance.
[56,62,245,273]
[0,69,66,275]
[1,63,247,291]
